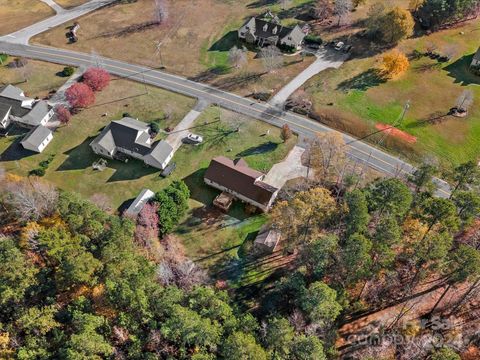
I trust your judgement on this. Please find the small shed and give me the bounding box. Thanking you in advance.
[124,189,155,218]
[254,225,281,254]
[213,192,234,212]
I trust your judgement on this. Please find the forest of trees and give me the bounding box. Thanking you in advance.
[1,148,479,359]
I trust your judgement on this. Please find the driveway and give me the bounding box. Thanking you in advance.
[263,145,309,189]
[0,0,116,45]
[269,48,348,108]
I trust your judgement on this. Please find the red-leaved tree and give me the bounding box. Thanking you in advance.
[82,67,111,91]
[55,105,71,125]
[65,83,95,108]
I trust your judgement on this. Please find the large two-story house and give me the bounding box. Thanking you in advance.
[90,117,174,170]
[238,16,306,50]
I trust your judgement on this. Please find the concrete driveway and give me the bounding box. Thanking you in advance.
[269,48,348,108]
[263,145,309,189]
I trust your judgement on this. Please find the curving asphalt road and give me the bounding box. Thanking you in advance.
[0,42,452,197]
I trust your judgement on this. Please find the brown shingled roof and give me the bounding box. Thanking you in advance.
[204,156,278,207]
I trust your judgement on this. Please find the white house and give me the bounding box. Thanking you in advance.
[21,125,53,153]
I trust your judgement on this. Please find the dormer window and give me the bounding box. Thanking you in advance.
[263,24,268,32]
[272,26,277,35]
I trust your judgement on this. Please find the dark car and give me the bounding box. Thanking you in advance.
[160,162,176,177]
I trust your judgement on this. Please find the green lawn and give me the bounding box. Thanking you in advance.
[302,19,480,170]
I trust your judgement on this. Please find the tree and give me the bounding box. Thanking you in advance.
[300,281,342,324]
[65,83,95,108]
[300,234,338,279]
[154,181,190,236]
[263,317,295,359]
[55,105,72,125]
[409,0,425,11]
[345,189,370,236]
[455,89,474,112]
[430,347,461,360]
[366,178,413,219]
[379,49,410,79]
[343,233,373,284]
[312,0,334,21]
[291,335,326,360]
[16,305,60,336]
[82,67,111,91]
[452,190,480,226]
[452,160,480,194]
[260,46,283,73]
[377,7,414,44]
[228,46,248,69]
[308,132,346,183]
[280,124,292,142]
[0,237,37,307]
[333,0,352,26]
[409,163,437,194]
[222,332,267,360]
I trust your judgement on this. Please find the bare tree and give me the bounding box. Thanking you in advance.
[228,46,248,69]
[153,0,169,24]
[260,45,284,73]
[312,0,334,21]
[308,132,347,183]
[442,44,459,61]
[333,0,352,26]
[3,178,58,222]
[456,90,474,112]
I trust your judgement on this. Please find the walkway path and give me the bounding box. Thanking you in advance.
[269,48,348,107]
[0,0,115,45]
[264,145,309,189]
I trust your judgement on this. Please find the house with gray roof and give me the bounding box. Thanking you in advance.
[90,117,174,170]
[238,16,306,50]
[471,47,480,69]
[0,84,54,130]
[20,125,53,153]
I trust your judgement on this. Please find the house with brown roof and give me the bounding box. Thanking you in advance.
[204,156,279,212]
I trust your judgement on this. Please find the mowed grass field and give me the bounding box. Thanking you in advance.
[32,0,316,96]
[301,14,480,169]
[0,60,295,210]
[0,0,55,36]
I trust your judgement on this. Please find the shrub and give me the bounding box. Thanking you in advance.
[82,67,111,91]
[29,168,46,177]
[305,35,323,45]
[0,54,8,65]
[379,49,410,79]
[62,66,75,77]
[122,112,131,118]
[65,83,95,108]
[150,122,160,134]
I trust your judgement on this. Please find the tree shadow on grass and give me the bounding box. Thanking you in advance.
[56,136,97,171]
[444,54,480,86]
[106,161,158,182]
[247,0,278,9]
[337,69,386,92]
[209,31,242,52]
[236,141,279,157]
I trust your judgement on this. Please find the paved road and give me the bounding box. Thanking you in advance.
[0,0,115,45]
[40,0,65,14]
[0,43,452,197]
[269,49,347,107]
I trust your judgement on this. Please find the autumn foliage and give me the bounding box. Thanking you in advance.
[82,67,111,91]
[65,83,95,108]
[280,124,292,142]
[379,49,410,79]
[55,105,71,125]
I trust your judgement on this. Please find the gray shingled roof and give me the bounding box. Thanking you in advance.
[241,17,304,44]
[21,125,52,148]
[474,47,480,60]
[0,85,29,102]
[20,101,51,126]
[0,103,12,120]
[144,140,173,168]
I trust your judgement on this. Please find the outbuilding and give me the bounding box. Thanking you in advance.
[21,125,53,153]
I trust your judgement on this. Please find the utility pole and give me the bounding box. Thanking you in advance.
[154,41,164,69]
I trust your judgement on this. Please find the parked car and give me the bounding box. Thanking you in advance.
[186,133,203,144]
[343,44,352,53]
[160,162,176,177]
[334,41,345,51]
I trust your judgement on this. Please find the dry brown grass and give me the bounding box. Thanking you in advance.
[0,0,55,36]
[53,0,89,9]
[32,0,315,95]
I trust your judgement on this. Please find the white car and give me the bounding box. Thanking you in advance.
[186,133,203,144]
[334,41,345,51]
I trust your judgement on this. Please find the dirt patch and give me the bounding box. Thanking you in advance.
[375,123,417,144]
